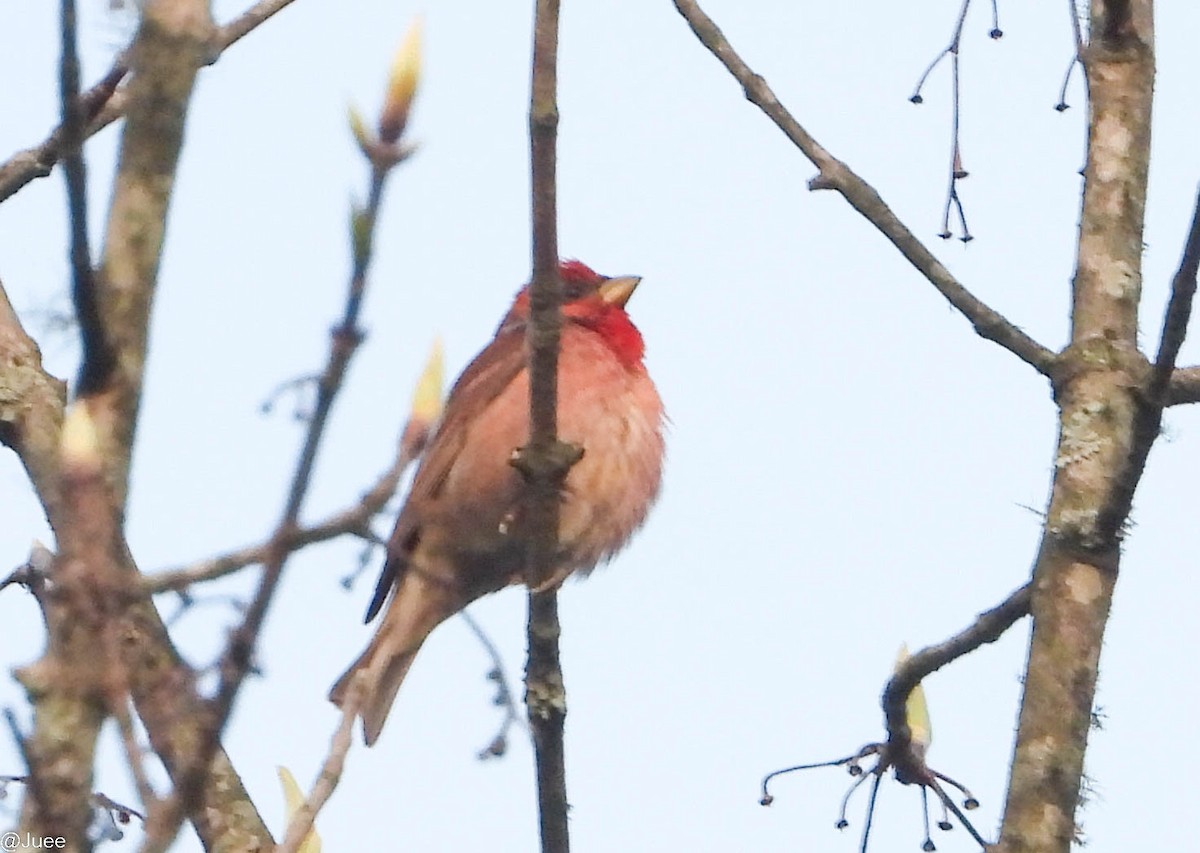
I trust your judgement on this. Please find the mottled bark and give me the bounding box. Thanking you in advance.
[7,1,275,849]
[994,2,1156,851]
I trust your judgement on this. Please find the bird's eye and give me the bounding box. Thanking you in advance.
[562,278,597,302]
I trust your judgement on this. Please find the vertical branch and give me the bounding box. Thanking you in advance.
[91,0,214,504]
[12,4,118,847]
[142,25,420,841]
[16,409,119,849]
[59,0,103,393]
[523,1,572,852]
[995,2,1155,852]
[145,165,399,853]
[25,0,277,849]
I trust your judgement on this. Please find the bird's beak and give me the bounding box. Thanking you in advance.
[596,275,641,308]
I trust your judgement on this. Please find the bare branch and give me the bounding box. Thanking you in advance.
[518,2,573,851]
[142,440,416,594]
[670,0,1057,377]
[0,282,68,527]
[909,0,971,105]
[112,696,158,819]
[882,584,1031,779]
[8,1,275,849]
[1094,187,1200,542]
[907,0,992,242]
[1167,365,1200,405]
[124,604,272,852]
[16,407,119,849]
[217,0,300,50]
[277,674,365,853]
[0,61,126,206]
[150,78,415,848]
[1150,187,1200,398]
[0,0,302,204]
[1055,0,1085,111]
[995,4,1155,851]
[9,7,112,842]
[461,610,526,760]
[4,713,47,830]
[59,0,107,400]
[92,0,215,509]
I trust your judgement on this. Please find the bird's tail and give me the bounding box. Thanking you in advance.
[329,571,458,746]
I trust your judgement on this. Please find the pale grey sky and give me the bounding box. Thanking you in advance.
[1,1,1199,851]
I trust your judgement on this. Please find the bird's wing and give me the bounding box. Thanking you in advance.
[364,325,528,622]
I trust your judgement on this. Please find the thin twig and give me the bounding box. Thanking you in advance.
[152,113,409,848]
[0,60,127,205]
[60,0,109,397]
[929,779,989,849]
[906,0,1006,240]
[0,544,53,610]
[759,722,991,844]
[0,0,302,204]
[112,696,158,817]
[759,746,878,806]
[460,610,527,759]
[882,583,1031,779]
[909,0,971,105]
[4,710,47,835]
[521,1,573,851]
[858,773,883,853]
[0,286,68,526]
[217,0,300,49]
[1055,0,1085,111]
[1095,188,1200,540]
[670,0,1056,377]
[1149,187,1200,399]
[1167,365,1200,405]
[1068,0,1084,54]
[142,440,416,594]
[276,673,365,853]
[939,33,974,243]
[909,0,976,242]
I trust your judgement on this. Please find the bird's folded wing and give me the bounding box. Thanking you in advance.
[364,326,528,622]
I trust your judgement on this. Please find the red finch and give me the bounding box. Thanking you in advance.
[330,260,664,744]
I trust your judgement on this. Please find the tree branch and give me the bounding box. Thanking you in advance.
[217,0,300,49]
[59,0,107,400]
[2,284,272,849]
[276,674,365,853]
[0,62,126,206]
[1167,365,1200,404]
[882,584,1031,781]
[520,1,572,851]
[148,85,414,848]
[14,7,113,844]
[142,439,416,594]
[1150,188,1200,397]
[995,3,1155,851]
[1095,187,1200,539]
[14,1,276,849]
[92,0,214,508]
[0,0,302,205]
[669,0,1057,377]
[15,408,115,850]
[0,282,68,529]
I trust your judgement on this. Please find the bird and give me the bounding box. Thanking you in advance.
[330,259,665,745]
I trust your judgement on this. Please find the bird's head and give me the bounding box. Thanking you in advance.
[501,260,646,366]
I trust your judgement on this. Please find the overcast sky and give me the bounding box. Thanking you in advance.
[2,1,1199,851]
